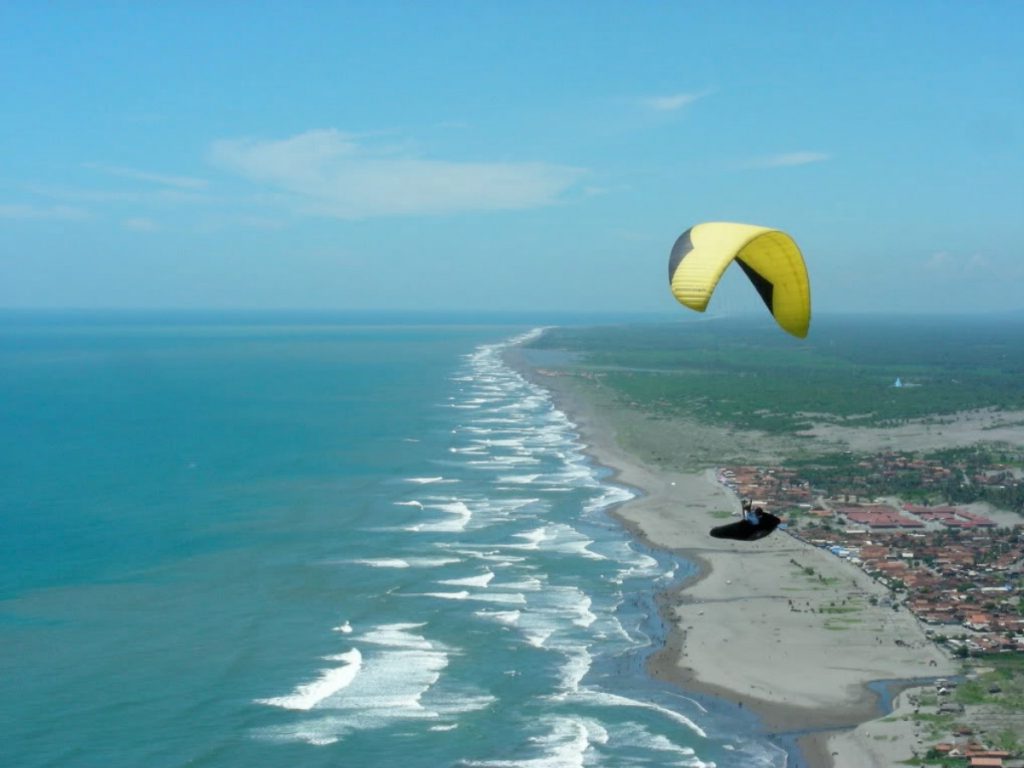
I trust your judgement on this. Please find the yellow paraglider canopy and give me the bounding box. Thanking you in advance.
[668,222,811,338]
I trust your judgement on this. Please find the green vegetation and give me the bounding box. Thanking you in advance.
[723,434,1024,514]
[820,598,864,629]
[819,598,863,614]
[905,755,963,767]
[787,450,933,500]
[991,729,1023,754]
[926,445,1024,511]
[527,316,1024,432]
[909,711,956,741]
[958,653,1024,711]
[898,655,1024,765]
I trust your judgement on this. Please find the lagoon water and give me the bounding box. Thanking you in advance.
[0,315,787,768]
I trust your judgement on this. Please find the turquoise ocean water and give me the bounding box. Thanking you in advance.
[0,314,789,768]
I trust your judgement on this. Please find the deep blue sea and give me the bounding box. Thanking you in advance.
[0,314,788,768]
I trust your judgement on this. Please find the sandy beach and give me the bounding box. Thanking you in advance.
[505,349,1008,767]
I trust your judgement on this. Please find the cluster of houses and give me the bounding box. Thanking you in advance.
[802,450,1018,502]
[913,679,1023,768]
[716,465,813,508]
[828,503,999,531]
[717,458,1024,762]
[717,464,1024,654]
[798,520,1024,654]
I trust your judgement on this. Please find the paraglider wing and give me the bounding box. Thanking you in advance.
[709,511,781,542]
[668,222,811,338]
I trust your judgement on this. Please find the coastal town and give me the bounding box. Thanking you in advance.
[717,453,1024,655]
[717,453,1024,766]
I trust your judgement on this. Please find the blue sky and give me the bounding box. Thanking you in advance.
[2,1,1022,314]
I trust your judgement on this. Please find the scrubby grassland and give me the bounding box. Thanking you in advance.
[899,655,1024,764]
[527,315,1024,433]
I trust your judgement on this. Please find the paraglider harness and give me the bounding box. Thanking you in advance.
[709,499,781,541]
[741,498,759,525]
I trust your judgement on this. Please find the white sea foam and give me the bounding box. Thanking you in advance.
[468,456,541,468]
[494,474,543,487]
[440,545,528,565]
[487,497,541,513]
[351,557,461,569]
[353,557,412,568]
[491,576,544,592]
[510,527,547,549]
[523,629,554,648]
[260,331,720,753]
[557,646,592,694]
[505,524,605,560]
[611,722,711,766]
[256,649,363,711]
[257,623,454,742]
[506,585,597,652]
[439,571,494,588]
[419,590,527,606]
[259,644,453,746]
[406,500,473,533]
[474,609,521,626]
[421,590,470,600]
[332,647,448,710]
[576,690,707,738]
[476,438,528,448]
[571,594,596,628]
[467,592,528,605]
[432,500,472,515]
[463,717,604,767]
[583,484,636,514]
[430,691,498,715]
[360,623,434,649]
[592,540,663,579]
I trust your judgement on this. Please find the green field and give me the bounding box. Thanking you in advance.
[526,315,1024,433]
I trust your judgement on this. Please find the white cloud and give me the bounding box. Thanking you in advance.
[28,181,213,209]
[925,250,1001,279]
[122,217,159,232]
[194,213,288,233]
[746,151,831,169]
[209,129,584,219]
[641,91,709,112]
[925,251,953,270]
[0,203,88,221]
[85,163,208,190]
